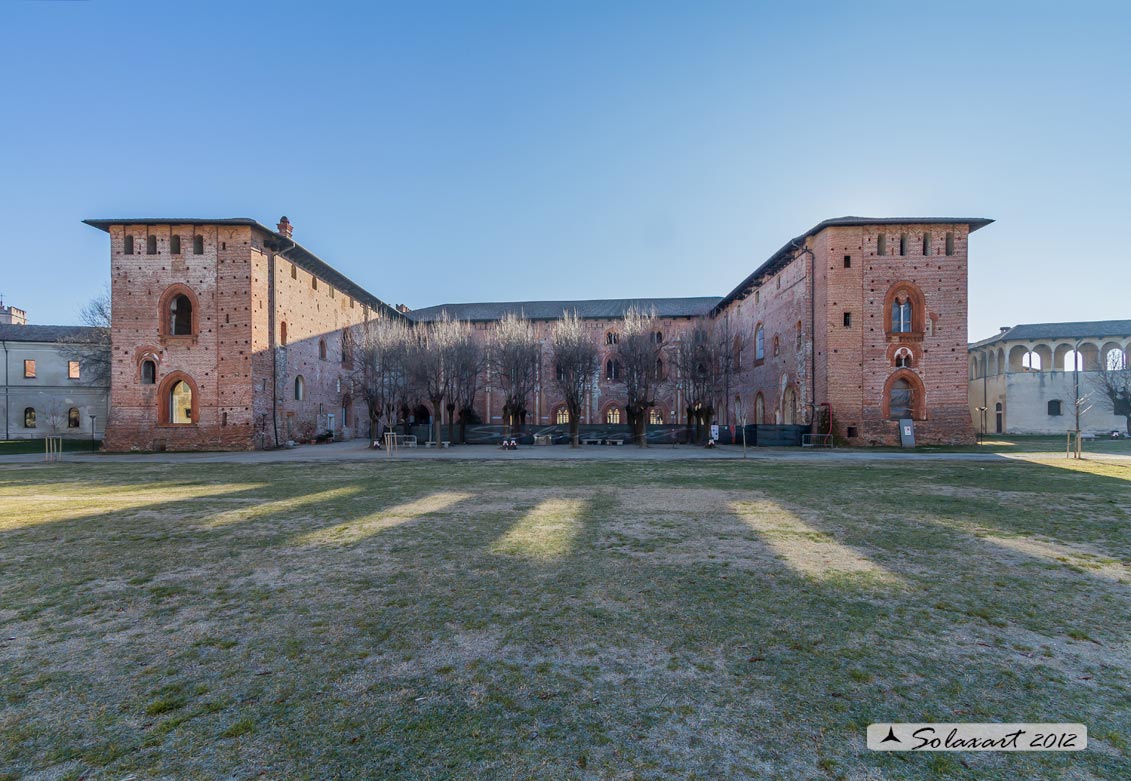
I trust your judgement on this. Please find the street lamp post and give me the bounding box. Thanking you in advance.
[89,415,97,452]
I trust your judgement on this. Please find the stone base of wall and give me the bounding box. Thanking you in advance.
[855,405,976,447]
[102,423,258,452]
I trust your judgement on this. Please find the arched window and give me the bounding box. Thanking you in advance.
[606,331,618,345]
[891,297,913,333]
[648,408,664,425]
[294,375,305,401]
[754,393,765,424]
[147,235,157,255]
[170,381,193,424]
[1022,351,1041,371]
[340,330,353,366]
[894,347,913,368]
[606,360,621,381]
[995,401,1003,433]
[555,362,567,382]
[170,294,193,335]
[193,234,204,254]
[888,378,912,419]
[605,407,621,424]
[733,334,743,370]
[1106,348,1127,371]
[884,283,925,336]
[170,235,181,254]
[319,339,327,361]
[773,335,780,357]
[653,358,664,380]
[782,387,797,425]
[755,325,765,361]
[280,321,288,345]
[23,407,36,428]
[68,408,81,428]
[124,235,134,255]
[555,407,570,425]
[652,331,663,344]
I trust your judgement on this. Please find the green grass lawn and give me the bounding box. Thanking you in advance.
[1,458,1129,779]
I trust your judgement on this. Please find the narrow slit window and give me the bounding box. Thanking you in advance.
[68,360,80,379]
[899,233,908,256]
[170,235,181,254]
[193,235,204,254]
[843,255,851,268]
[147,235,157,255]
[922,232,931,255]
[945,232,954,256]
[877,234,886,256]
[124,235,134,255]
[843,311,852,327]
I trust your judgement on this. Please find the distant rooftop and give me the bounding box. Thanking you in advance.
[971,320,1131,348]
[0,324,102,343]
[407,297,723,323]
[83,218,403,320]
[714,216,994,313]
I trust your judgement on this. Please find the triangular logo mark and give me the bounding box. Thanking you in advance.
[881,726,901,744]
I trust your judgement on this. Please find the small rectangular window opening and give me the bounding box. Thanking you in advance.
[147,235,157,255]
[68,360,81,379]
[847,426,859,439]
[843,311,852,327]
[124,235,134,255]
[24,359,36,378]
[171,235,181,254]
[1048,400,1063,416]
[899,233,908,256]
[193,235,204,254]
[922,232,931,255]
[291,263,297,279]
[945,232,955,256]
[843,255,851,268]
[312,277,318,290]
[877,234,886,256]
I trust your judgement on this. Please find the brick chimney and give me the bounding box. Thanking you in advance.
[396,304,411,314]
[277,216,293,238]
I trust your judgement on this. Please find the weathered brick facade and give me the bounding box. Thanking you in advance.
[87,215,988,450]
[89,219,396,451]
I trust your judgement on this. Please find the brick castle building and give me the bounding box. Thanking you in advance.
[86,215,991,450]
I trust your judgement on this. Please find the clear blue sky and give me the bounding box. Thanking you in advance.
[2,1,1128,341]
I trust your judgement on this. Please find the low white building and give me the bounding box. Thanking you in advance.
[1,324,109,440]
[968,320,1131,436]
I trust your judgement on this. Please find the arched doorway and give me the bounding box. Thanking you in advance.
[995,402,1003,434]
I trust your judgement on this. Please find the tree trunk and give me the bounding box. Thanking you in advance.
[431,398,443,445]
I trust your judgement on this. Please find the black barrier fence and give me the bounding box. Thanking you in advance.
[396,423,809,447]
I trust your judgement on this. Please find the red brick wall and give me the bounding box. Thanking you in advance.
[103,224,256,451]
[824,224,974,445]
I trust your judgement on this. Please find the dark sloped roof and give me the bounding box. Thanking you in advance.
[407,297,723,323]
[83,218,405,320]
[0,324,102,343]
[714,216,994,314]
[971,320,1131,348]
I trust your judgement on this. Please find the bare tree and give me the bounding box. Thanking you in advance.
[1092,350,1131,434]
[614,306,665,446]
[350,317,411,440]
[65,288,112,387]
[490,313,541,435]
[551,310,599,447]
[669,319,742,444]
[449,325,485,444]
[410,312,464,445]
